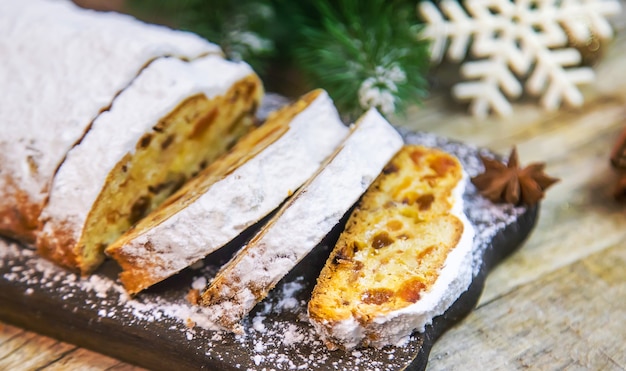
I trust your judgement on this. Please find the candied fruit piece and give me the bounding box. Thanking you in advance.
[372,231,394,249]
[397,278,426,303]
[361,288,394,305]
[430,156,457,177]
[416,194,435,211]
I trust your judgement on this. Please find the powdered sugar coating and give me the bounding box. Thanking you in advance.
[0,128,528,370]
[39,55,254,248]
[0,0,219,236]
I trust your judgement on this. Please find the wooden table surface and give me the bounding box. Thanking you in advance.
[2,7,626,371]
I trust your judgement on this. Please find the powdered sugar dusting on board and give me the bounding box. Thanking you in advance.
[2,239,417,370]
[0,131,528,370]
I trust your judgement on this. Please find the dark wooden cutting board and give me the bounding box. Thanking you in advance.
[0,131,538,371]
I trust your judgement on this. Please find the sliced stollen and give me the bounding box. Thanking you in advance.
[0,0,220,243]
[37,55,262,274]
[307,146,476,350]
[199,108,404,333]
[106,89,349,295]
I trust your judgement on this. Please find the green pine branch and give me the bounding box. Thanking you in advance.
[125,0,432,118]
[293,0,430,119]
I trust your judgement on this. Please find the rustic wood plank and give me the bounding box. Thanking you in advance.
[104,364,147,371]
[427,243,626,371]
[43,348,141,371]
[479,123,626,305]
[0,323,145,371]
[0,330,76,370]
[0,330,40,360]
[0,323,25,346]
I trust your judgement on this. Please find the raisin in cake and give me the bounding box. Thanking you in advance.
[0,0,220,243]
[200,108,404,333]
[308,145,476,349]
[106,90,349,294]
[37,55,262,274]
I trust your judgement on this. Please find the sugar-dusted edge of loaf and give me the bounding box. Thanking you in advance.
[199,108,405,333]
[0,0,220,243]
[106,90,349,294]
[37,55,261,273]
[309,173,476,350]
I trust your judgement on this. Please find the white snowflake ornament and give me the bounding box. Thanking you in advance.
[419,0,622,117]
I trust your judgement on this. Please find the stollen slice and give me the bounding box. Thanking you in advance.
[308,146,476,350]
[37,55,262,274]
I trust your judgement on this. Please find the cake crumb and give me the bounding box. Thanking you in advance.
[187,289,200,305]
[186,317,196,328]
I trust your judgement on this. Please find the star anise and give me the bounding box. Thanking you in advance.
[614,174,626,201]
[610,127,626,201]
[471,147,560,206]
[610,126,626,169]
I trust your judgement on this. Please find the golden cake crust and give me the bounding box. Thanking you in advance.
[0,176,41,244]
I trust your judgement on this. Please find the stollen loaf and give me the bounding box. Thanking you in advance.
[0,0,220,242]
